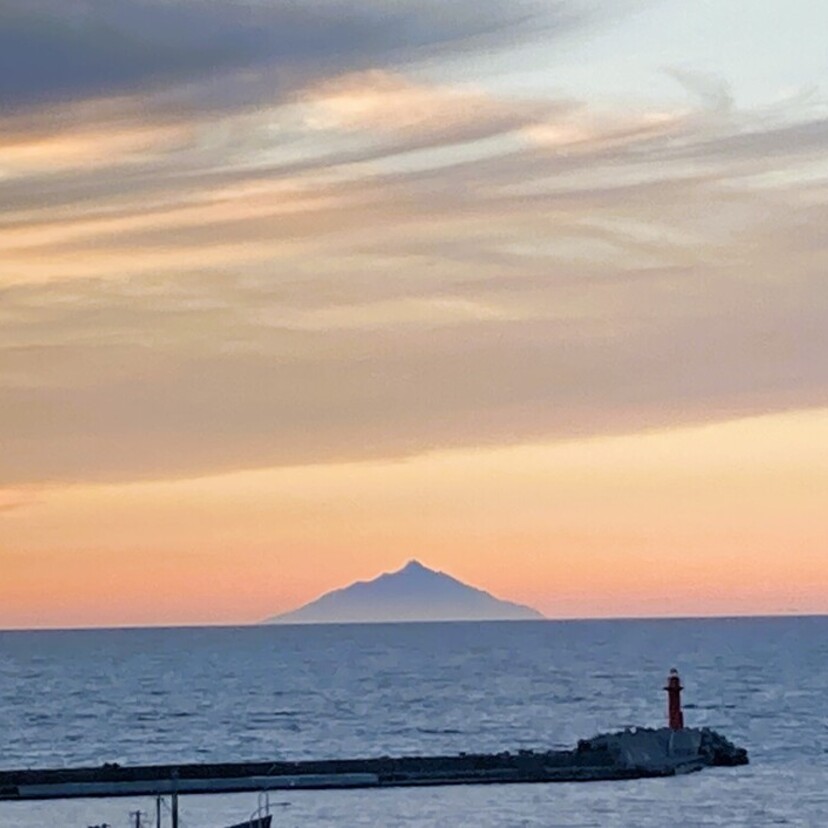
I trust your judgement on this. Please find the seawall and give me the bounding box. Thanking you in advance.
[0,727,747,801]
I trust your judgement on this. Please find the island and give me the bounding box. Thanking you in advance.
[264,559,544,624]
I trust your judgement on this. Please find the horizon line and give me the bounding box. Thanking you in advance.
[2,611,825,634]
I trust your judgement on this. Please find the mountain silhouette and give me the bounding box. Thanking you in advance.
[265,560,544,624]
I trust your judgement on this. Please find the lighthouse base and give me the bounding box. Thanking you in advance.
[579,727,748,774]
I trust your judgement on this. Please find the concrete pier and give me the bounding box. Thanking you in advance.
[0,727,747,801]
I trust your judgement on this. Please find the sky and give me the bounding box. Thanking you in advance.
[1,0,827,629]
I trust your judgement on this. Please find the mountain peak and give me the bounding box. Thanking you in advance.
[398,559,432,574]
[264,561,544,625]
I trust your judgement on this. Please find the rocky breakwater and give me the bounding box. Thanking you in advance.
[576,727,749,776]
[0,728,748,800]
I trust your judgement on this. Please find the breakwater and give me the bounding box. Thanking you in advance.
[0,727,747,801]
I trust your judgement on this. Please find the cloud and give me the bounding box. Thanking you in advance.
[300,70,566,145]
[1,5,827,487]
[0,0,583,113]
[0,489,39,513]
[0,120,195,178]
[1,171,827,485]
[664,67,734,116]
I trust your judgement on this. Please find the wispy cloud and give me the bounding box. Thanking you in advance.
[0,488,39,513]
[1,1,826,486]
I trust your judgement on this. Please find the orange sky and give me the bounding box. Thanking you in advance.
[2,2,827,628]
[2,410,826,629]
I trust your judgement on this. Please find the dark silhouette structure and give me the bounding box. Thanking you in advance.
[665,668,684,730]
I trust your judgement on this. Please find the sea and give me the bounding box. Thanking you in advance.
[0,617,825,827]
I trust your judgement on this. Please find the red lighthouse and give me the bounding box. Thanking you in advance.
[665,668,684,730]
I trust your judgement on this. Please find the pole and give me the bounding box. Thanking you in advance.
[171,769,179,828]
[156,794,163,828]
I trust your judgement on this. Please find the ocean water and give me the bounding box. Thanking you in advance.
[0,617,825,827]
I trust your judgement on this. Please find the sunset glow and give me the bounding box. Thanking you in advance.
[2,1,827,628]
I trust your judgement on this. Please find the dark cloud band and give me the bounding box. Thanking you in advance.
[0,0,578,111]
